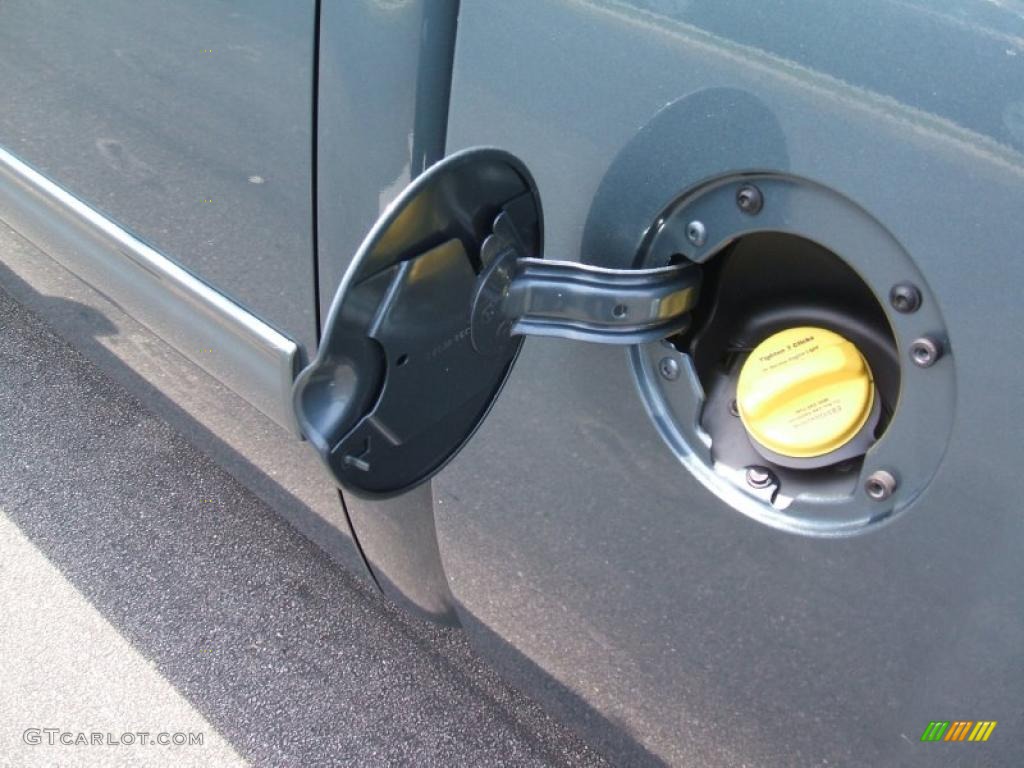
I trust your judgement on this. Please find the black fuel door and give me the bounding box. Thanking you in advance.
[294,148,701,497]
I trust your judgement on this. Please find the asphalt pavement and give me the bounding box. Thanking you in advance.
[0,276,607,766]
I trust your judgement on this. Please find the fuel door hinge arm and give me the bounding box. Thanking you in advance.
[470,211,702,353]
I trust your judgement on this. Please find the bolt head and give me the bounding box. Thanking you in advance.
[745,465,775,489]
[865,469,897,501]
[889,283,922,314]
[658,357,680,380]
[685,220,707,247]
[910,337,942,368]
[736,185,764,215]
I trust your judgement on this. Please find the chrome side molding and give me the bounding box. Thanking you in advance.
[0,146,300,434]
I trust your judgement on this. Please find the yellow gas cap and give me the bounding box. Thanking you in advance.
[736,327,875,459]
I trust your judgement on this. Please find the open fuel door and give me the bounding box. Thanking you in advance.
[294,148,701,496]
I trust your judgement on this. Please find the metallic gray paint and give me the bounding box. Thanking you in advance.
[431,0,1024,764]
[316,0,459,306]
[0,0,320,352]
[315,0,463,620]
[0,221,372,585]
[2,0,1021,764]
[0,147,299,434]
[0,1,371,583]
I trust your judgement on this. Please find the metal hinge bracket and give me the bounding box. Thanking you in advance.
[470,210,700,353]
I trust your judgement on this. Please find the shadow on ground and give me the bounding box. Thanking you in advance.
[0,259,665,766]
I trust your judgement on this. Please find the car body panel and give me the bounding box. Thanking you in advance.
[0,146,298,432]
[430,1,1024,764]
[314,0,463,623]
[0,1,370,583]
[1,1,1022,765]
[0,0,319,352]
[0,219,371,584]
[315,0,459,307]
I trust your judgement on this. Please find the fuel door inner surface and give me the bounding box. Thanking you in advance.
[294,148,702,497]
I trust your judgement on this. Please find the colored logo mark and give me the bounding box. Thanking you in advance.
[920,721,997,742]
